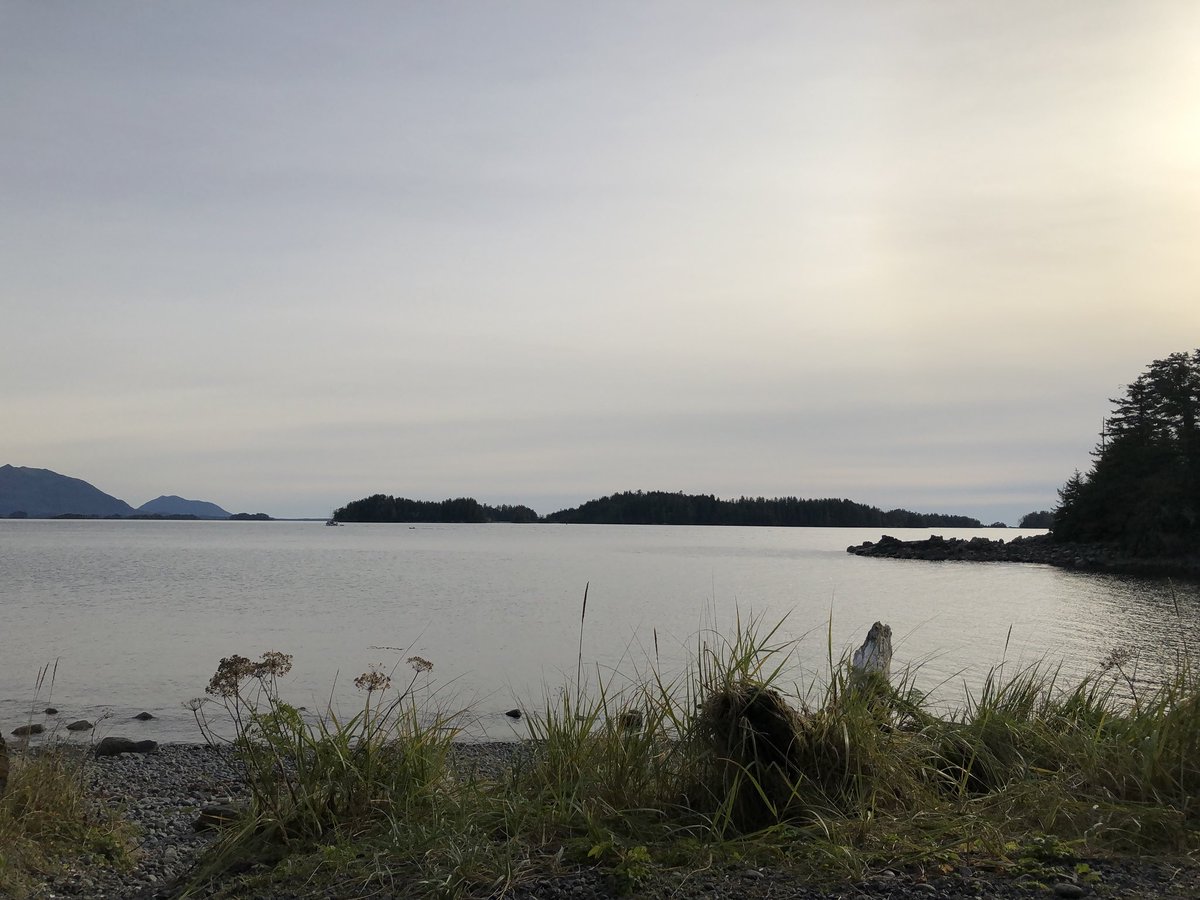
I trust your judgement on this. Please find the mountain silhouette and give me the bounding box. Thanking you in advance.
[0,464,137,518]
[136,495,231,518]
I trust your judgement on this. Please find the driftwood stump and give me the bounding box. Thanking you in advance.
[0,733,8,797]
[851,621,893,682]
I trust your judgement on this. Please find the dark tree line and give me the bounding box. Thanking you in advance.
[1054,350,1200,555]
[332,489,982,527]
[543,490,981,528]
[333,494,540,524]
[1018,510,1055,528]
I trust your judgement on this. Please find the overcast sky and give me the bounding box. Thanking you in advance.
[3,2,1198,522]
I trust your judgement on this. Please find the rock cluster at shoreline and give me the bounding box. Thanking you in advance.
[846,533,1200,579]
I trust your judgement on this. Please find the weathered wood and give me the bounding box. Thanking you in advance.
[851,621,893,682]
[0,733,8,796]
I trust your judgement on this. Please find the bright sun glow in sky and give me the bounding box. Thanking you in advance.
[3,2,1199,521]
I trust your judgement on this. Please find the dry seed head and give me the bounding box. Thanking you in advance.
[253,650,293,679]
[407,656,433,674]
[206,654,256,697]
[354,669,392,693]
[1100,647,1134,672]
[206,651,294,697]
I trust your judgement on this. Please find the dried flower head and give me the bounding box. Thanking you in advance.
[206,654,256,697]
[253,651,293,679]
[407,656,433,674]
[354,668,392,693]
[205,651,294,697]
[1100,647,1134,672]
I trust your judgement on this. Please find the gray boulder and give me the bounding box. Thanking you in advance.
[12,723,44,737]
[66,720,93,731]
[94,736,158,757]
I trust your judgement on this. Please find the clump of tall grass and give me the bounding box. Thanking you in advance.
[193,604,1200,897]
[0,741,132,898]
[192,650,461,884]
[0,660,132,898]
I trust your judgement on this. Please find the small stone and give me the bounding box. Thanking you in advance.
[505,708,521,719]
[44,707,58,715]
[194,801,246,831]
[1053,884,1087,899]
[66,720,93,731]
[12,723,44,736]
[133,711,155,720]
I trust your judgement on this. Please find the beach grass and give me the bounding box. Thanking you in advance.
[0,740,132,899]
[0,661,132,898]
[182,602,1200,898]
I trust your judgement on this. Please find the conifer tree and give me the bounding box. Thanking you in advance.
[1054,350,1200,555]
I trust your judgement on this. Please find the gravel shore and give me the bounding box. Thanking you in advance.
[27,743,1200,899]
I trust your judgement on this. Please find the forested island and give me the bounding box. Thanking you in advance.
[332,489,982,527]
[332,495,540,523]
[543,491,981,527]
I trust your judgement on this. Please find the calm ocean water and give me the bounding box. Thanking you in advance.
[2,520,1197,742]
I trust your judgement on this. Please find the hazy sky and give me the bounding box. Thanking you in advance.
[3,2,1198,521]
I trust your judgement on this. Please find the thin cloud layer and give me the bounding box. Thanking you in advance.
[3,3,1198,521]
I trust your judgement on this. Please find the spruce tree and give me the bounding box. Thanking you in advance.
[1054,350,1200,555]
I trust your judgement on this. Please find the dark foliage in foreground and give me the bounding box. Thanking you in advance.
[1054,349,1200,556]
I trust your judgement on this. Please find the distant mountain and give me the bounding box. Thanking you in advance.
[136,495,231,519]
[0,464,136,518]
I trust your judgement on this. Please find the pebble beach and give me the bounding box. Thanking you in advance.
[17,742,1200,899]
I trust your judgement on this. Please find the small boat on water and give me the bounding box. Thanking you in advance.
[325,518,342,527]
